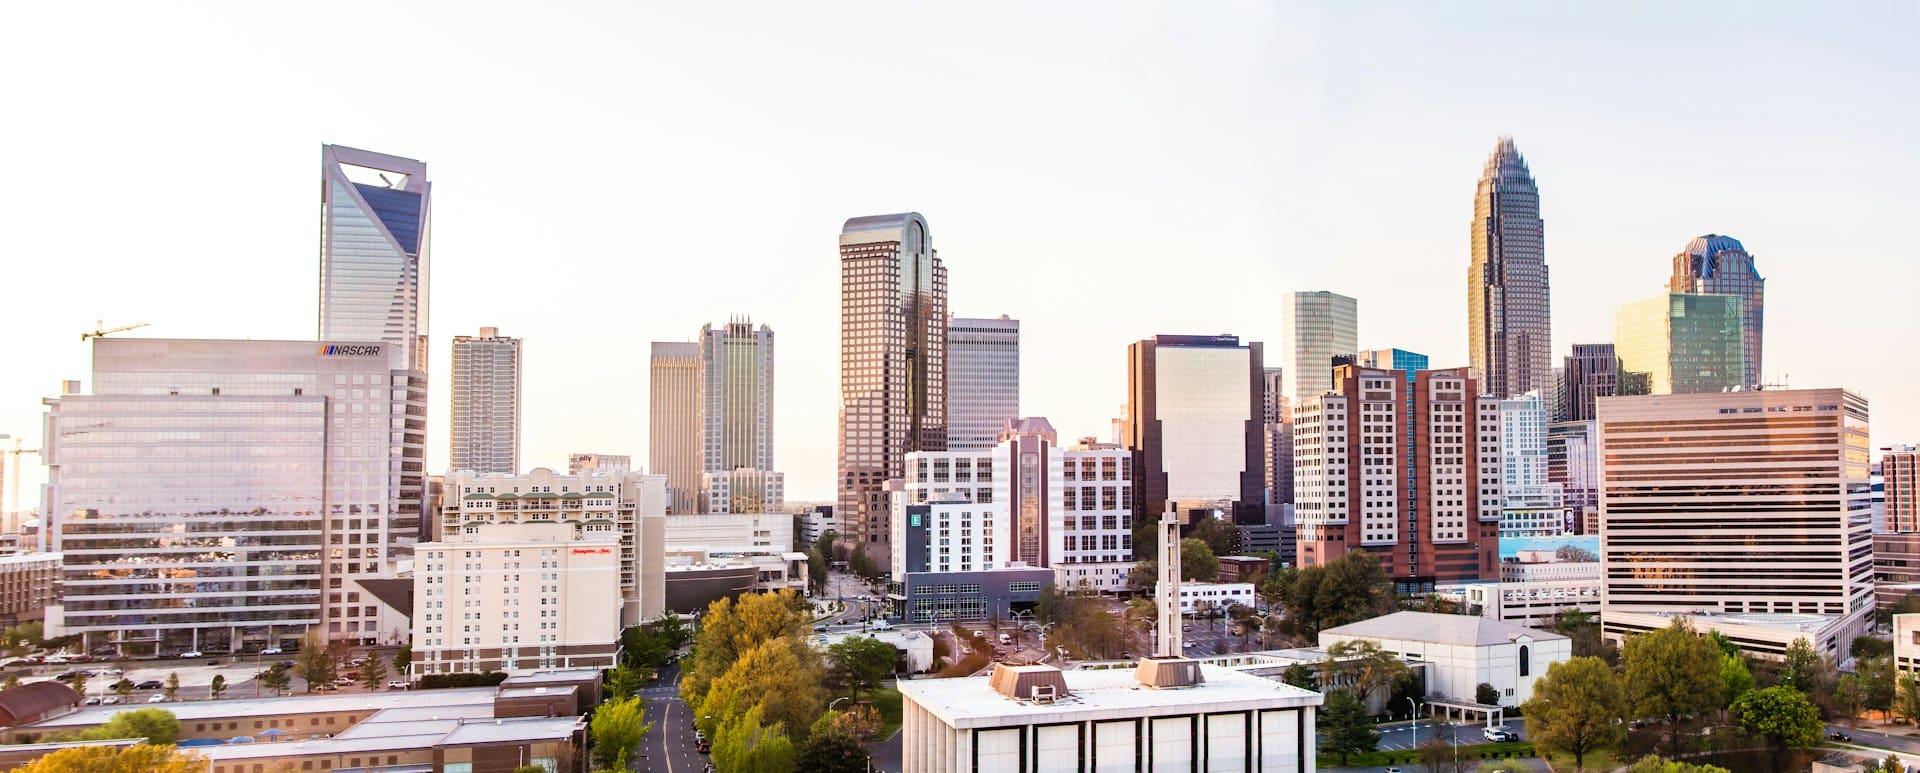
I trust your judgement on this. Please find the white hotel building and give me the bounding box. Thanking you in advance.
[412,520,622,675]
[1598,389,1874,658]
[897,419,1135,592]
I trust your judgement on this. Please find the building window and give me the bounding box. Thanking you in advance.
[1518,645,1530,677]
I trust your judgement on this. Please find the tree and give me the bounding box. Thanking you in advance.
[1282,663,1317,690]
[261,663,292,695]
[1862,654,1897,721]
[1868,754,1907,773]
[1553,609,1616,665]
[1189,516,1242,557]
[587,695,651,771]
[1321,640,1410,705]
[1835,674,1864,729]
[392,644,412,677]
[163,672,180,702]
[209,674,227,700]
[827,635,896,701]
[111,678,133,703]
[1776,637,1826,694]
[83,707,181,744]
[712,704,797,773]
[608,666,646,700]
[1416,733,1461,773]
[680,590,810,713]
[1731,685,1822,752]
[1555,544,1598,563]
[1720,654,1755,708]
[1317,688,1379,765]
[294,630,335,692]
[1853,635,1894,659]
[1623,618,1724,756]
[1262,551,1390,640]
[2,673,18,691]
[12,744,204,772]
[359,656,388,691]
[512,767,546,773]
[796,725,870,773]
[1475,682,1501,706]
[69,672,87,700]
[1180,538,1219,583]
[1523,656,1626,772]
[1624,756,1731,773]
[697,638,827,742]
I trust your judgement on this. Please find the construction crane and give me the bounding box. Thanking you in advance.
[0,435,40,533]
[80,319,148,341]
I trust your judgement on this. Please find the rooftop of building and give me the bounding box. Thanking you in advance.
[0,552,59,567]
[18,687,500,730]
[1322,611,1568,647]
[1682,234,1748,259]
[900,663,1318,728]
[1610,609,1839,635]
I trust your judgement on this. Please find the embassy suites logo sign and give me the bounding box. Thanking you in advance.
[320,344,383,356]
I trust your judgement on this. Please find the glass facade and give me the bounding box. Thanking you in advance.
[1468,137,1553,400]
[46,338,426,652]
[1280,291,1358,403]
[1669,235,1765,390]
[318,146,431,372]
[1154,346,1253,508]
[946,316,1020,451]
[1614,293,1745,395]
[701,319,775,475]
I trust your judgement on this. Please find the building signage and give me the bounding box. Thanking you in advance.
[570,547,612,555]
[320,344,384,356]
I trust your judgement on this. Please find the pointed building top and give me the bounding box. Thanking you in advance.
[1482,136,1531,179]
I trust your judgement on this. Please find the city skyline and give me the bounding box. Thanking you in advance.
[2,4,1914,504]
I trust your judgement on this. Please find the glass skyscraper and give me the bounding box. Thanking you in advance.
[449,327,522,475]
[318,145,431,373]
[1468,137,1553,400]
[1668,234,1765,389]
[1614,293,1746,395]
[1279,291,1358,404]
[838,213,947,559]
[1125,335,1265,525]
[700,318,776,475]
[946,316,1020,451]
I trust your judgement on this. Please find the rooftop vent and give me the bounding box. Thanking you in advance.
[988,663,1070,702]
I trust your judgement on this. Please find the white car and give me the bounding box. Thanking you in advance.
[147,694,167,703]
[179,651,203,659]
[99,668,124,676]
[386,680,408,690]
[102,696,121,705]
[259,648,283,655]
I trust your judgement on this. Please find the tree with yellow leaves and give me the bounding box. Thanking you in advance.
[11,744,204,772]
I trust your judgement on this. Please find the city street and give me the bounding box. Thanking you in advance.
[635,662,702,773]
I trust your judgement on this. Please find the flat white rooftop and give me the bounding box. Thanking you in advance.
[22,688,499,730]
[899,664,1319,729]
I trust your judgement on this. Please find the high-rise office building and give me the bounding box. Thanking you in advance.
[649,342,701,514]
[1126,335,1266,525]
[1874,446,1920,608]
[43,338,428,653]
[1598,390,1872,656]
[1498,392,1566,538]
[1557,343,1641,423]
[319,145,431,373]
[1361,349,1429,381]
[1614,293,1745,395]
[1279,291,1358,404]
[946,316,1020,451]
[567,453,631,475]
[838,213,947,561]
[1546,420,1600,534]
[1261,368,1293,506]
[1669,234,1765,389]
[1467,137,1553,400]
[699,318,775,474]
[1293,364,1504,589]
[1887,446,1920,534]
[449,327,522,474]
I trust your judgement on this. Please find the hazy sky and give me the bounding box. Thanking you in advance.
[2,2,1914,504]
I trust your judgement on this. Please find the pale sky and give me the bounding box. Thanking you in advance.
[1,2,1914,504]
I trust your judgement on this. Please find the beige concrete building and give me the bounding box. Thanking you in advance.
[434,468,666,632]
[650,341,702,514]
[699,468,785,514]
[413,520,622,676]
[0,553,58,627]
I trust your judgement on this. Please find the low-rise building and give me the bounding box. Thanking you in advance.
[1896,613,1920,677]
[0,553,58,627]
[664,511,793,555]
[662,549,809,614]
[895,566,1056,623]
[898,661,1321,773]
[1175,582,1257,616]
[412,521,622,676]
[1217,556,1273,587]
[1320,611,1570,707]
[812,629,937,674]
[1053,562,1133,596]
[1604,609,1848,661]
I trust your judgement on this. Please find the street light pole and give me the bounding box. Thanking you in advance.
[1404,697,1419,750]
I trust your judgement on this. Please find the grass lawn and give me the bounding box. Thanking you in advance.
[864,687,904,739]
[1319,740,1537,768]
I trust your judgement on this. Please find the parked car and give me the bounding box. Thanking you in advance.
[98,667,124,676]
[259,647,283,655]
[334,677,355,686]
[82,697,101,706]
[1831,731,1852,742]
[697,740,711,754]
[147,694,167,703]
[135,680,164,690]
[101,696,120,705]
[179,651,203,659]
[386,680,408,690]
[43,656,69,665]
[813,625,828,633]
[1483,726,1517,742]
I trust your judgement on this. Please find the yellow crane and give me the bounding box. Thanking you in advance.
[0,435,40,533]
[80,319,148,341]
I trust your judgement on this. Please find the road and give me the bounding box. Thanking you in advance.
[1364,718,1526,752]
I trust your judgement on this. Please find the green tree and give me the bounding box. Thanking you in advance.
[512,766,545,773]
[84,707,181,743]
[697,637,828,742]
[1523,656,1626,772]
[1623,755,1731,773]
[1553,609,1616,665]
[1731,685,1822,752]
[1835,673,1864,728]
[69,672,87,701]
[111,678,133,703]
[587,695,651,771]
[359,656,388,690]
[795,724,870,773]
[208,674,227,700]
[1623,618,1724,756]
[1262,551,1390,640]
[1853,635,1894,659]
[1180,538,1219,583]
[712,704,797,773]
[681,590,810,713]
[261,663,292,695]
[12,744,204,773]
[1189,515,1242,557]
[1475,682,1501,706]
[848,545,878,579]
[392,644,412,677]
[294,630,335,692]
[1316,688,1379,765]
[2,673,19,691]
[1869,754,1907,773]
[1862,654,1897,720]
[1720,654,1755,708]
[1321,640,1410,705]
[163,672,179,702]
[608,665,646,700]
[1776,637,1825,694]
[827,635,896,701]
[1281,663,1317,690]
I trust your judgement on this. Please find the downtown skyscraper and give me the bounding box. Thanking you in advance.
[1125,335,1266,525]
[649,342,702,514]
[699,318,782,514]
[449,327,522,474]
[946,315,1020,451]
[1467,137,1552,400]
[319,145,432,372]
[1278,291,1358,404]
[838,213,947,560]
[1668,234,1765,389]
